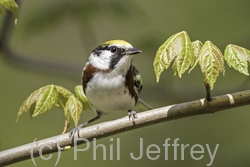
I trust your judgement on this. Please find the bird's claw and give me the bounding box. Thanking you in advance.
[128,110,138,124]
[68,124,84,139]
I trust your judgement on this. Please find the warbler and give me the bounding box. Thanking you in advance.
[69,40,142,138]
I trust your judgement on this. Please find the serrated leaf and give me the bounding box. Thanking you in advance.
[32,85,58,117]
[153,31,194,81]
[224,44,250,76]
[0,0,18,24]
[74,85,87,103]
[172,34,194,78]
[189,40,203,72]
[65,95,83,127]
[55,85,73,98]
[199,41,225,90]
[55,85,73,109]
[192,40,203,58]
[74,85,93,111]
[16,85,51,122]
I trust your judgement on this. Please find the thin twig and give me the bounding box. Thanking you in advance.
[1,89,250,166]
[138,98,153,110]
[204,81,211,101]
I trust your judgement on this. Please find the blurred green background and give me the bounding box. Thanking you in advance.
[1,0,250,166]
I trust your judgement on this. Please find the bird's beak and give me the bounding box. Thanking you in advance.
[125,48,142,55]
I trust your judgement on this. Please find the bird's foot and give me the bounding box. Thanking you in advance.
[128,110,138,124]
[68,123,87,139]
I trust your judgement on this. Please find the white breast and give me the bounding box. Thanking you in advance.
[85,71,136,114]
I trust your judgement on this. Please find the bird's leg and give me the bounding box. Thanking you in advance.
[128,110,138,125]
[69,110,102,139]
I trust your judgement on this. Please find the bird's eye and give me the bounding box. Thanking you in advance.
[110,46,117,53]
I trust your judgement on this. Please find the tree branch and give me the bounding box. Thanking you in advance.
[1,89,250,166]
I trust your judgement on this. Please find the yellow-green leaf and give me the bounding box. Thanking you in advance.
[74,85,93,111]
[16,85,51,122]
[172,34,194,78]
[224,44,250,76]
[32,85,58,117]
[189,40,203,72]
[0,0,19,24]
[55,85,72,98]
[192,40,203,58]
[55,85,73,109]
[153,31,194,81]
[65,95,83,127]
[198,41,225,90]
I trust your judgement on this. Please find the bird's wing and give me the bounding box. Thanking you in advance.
[131,64,143,94]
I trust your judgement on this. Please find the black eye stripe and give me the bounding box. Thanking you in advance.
[109,54,123,69]
[92,45,109,56]
[92,45,126,56]
[109,48,127,69]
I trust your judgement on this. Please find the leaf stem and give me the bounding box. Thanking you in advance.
[204,81,211,102]
[62,120,70,134]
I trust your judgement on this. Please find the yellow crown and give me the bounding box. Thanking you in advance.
[102,40,132,47]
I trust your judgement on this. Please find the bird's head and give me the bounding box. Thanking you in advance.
[86,40,142,72]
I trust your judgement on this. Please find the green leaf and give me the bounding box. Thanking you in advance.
[192,40,203,58]
[0,0,19,24]
[224,44,250,76]
[189,40,203,72]
[32,85,58,117]
[153,31,194,81]
[55,85,72,98]
[74,85,93,111]
[54,86,74,125]
[65,95,83,127]
[55,85,73,109]
[16,86,50,122]
[172,35,194,78]
[198,41,225,90]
